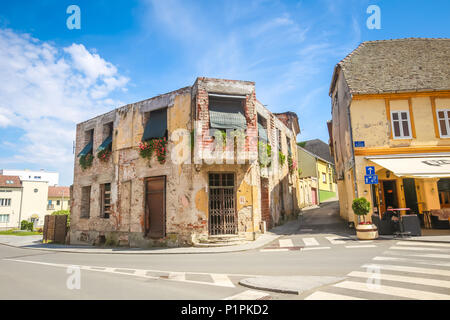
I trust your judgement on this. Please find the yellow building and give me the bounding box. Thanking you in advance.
[47,186,70,214]
[329,38,450,226]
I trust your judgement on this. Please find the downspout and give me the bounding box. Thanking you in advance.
[18,186,24,229]
[347,99,358,199]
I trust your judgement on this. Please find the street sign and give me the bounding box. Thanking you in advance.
[354,141,365,148]
[365,175,378,184]
[366,166,375,175]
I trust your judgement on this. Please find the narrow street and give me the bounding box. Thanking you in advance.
[1,201,449,300]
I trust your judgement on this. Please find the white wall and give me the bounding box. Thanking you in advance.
[1,170,59,186]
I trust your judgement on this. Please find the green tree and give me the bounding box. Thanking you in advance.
[352,197,371,224]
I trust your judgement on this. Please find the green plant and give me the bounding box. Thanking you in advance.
[79,154,94,170]
[287,155,297,174]
[52,210,70,227]
[278,151,286,166]
[297,168,303,176]
[20,220,34,231]
[139,137,168,165]
[97,148,111,162]
[352,197,371,224]
[258,141,272,167]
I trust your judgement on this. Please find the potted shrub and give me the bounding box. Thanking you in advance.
[352,197,378,240]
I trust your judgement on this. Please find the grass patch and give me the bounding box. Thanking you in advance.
[0,230,42,236]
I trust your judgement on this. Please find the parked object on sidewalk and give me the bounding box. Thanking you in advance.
[372,215,394,235]
[400,215,422,236]
[352,197,378,240]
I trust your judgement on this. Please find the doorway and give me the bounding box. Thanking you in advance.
[145,176,166,238]
[403,178,419,214]
[208,173,237,236]
[381,180,398,213]
[260,177,271,229]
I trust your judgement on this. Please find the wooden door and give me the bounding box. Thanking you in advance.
[145,176,166,238]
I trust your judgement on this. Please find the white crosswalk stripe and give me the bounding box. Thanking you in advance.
[211,274,235,287]
[302,246,331,251]
[362,263,450,277]
[305,291,366,300]
[279,239,294,247]
[396,241,450,248]
[345,245,377,249]
[348,271,450,289]
[168,272,186,281]
[304,241,450,300]
[389,246,450,252]
[302,237,319,246]
[334,280,450,300]
[373,256,450,267]
[223,290,270,300]
[325,236,347,245]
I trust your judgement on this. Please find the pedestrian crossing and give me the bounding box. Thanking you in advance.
[4,258,261,290]
[260,234,379,252]
[304,240,450,300]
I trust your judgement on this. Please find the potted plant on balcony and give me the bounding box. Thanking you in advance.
[352,197,378,240]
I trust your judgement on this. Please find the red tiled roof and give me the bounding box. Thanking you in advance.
[48,186,70,198]
[0,175,22,188]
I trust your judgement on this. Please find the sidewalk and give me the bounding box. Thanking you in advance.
[0,222,301,254]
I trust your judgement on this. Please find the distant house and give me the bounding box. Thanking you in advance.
[0,175,22,230]
[47,186,70,213]
[297,139,337,204]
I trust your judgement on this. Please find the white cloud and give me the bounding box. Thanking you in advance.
[0,28,129,184]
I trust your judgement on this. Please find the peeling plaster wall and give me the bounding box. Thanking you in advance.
[71,78,300,247]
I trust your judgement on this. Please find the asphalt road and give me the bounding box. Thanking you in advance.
[1,201,449,300]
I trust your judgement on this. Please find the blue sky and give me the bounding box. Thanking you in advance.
[0,0,449,185]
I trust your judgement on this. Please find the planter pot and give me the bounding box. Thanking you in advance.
[356,224,378,240]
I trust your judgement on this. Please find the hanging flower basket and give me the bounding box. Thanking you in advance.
[139,137,168,165]
[97,149,112,162]
[287,155,297,174]
[79,154,94,170]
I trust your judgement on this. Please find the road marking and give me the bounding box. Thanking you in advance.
[168,272,186,281]
[302,237,319,246]
[302,246,331,251]
[279,239,294,248]
[223,290,270,300]
[348,271,450,289]
[305,291,366,300]
[389,246,450,252]
[211,274,235,288]
[334,280,450,300]
[362,263,450,277]
[384,251,450,259]
[396,241,450,248]
[325,236,347,245]
[345,245,377,249]
[373,256,450,267]
[4,259,253,288]
[260,249,289,252]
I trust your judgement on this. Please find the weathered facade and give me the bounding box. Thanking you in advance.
[329,38,450,224]
[70,77,300,247]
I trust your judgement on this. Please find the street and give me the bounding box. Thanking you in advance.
[1,202,449,300]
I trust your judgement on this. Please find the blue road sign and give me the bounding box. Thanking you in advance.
[365,175,378,184]
[354,141,365,148]
[366,166,375,175]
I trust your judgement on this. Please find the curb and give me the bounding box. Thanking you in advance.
[239,279,299,295]
[0,234,282,255]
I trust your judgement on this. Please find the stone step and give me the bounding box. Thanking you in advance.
[194,240,247,248]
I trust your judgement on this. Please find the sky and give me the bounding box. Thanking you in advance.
[0,0,449,186]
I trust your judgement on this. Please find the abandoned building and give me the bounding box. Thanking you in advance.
[70,77,300,247]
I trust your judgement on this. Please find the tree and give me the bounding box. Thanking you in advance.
[352,197,371,224]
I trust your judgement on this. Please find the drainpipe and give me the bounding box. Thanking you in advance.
[347,98,359,224]
[18,185,24,229]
